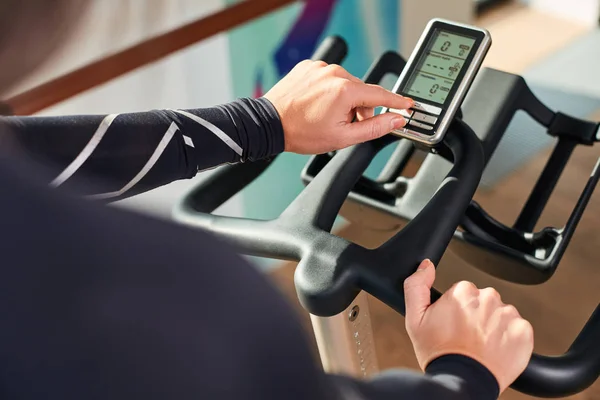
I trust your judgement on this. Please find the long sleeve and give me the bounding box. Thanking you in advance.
[1,97,284,201]
[331,355,500,399]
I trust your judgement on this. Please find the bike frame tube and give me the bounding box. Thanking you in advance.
[310,291,380,377]
[294,48,401,376]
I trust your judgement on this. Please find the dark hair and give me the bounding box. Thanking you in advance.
[0,0,89,95]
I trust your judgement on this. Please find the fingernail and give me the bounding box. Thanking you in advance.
[391,117,406,129]
[405,98,415,108]
[418,259,432,270]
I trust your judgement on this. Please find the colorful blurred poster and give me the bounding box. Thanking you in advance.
[225,0,401,224]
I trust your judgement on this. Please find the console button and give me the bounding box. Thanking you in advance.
[389,108,413,119]
[408,120,433,130]
[412,111,437,125]
[411,102,442,116]
[392,127,409,136]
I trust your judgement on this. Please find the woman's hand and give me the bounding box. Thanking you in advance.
[403,260,535,394]
[264,60,413,154]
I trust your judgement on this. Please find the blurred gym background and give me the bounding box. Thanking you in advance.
[4,0,599,399]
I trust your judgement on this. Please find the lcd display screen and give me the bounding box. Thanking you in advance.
[404,30,477,105]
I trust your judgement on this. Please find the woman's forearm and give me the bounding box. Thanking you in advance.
[1,97,284,201]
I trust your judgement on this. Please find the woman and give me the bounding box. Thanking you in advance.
[0,1,533,399]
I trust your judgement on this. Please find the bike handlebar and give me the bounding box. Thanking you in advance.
[172,38,600,397]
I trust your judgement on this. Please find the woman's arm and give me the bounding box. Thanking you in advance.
[2,60,414,202]
[3,97,283,201]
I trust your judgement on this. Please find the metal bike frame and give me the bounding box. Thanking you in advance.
[310,291,380,377]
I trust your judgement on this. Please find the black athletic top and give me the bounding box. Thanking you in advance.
[0,97,501,399]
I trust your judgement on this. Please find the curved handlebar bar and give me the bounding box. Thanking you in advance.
[172,38,599,397]
[174,118,482,311]
[514,304,600,397]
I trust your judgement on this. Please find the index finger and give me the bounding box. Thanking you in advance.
[348,82,414,110]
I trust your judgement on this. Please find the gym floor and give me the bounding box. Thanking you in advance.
[267,2,600,399]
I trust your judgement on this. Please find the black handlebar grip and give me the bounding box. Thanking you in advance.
[375,119,485,314]
[512,304,600,397]
[311,35,348,64]
[181,160,272,214]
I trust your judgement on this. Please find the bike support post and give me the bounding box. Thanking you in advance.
[310,291,380,378]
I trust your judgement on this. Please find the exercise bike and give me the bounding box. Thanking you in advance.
[172,20,600,398]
